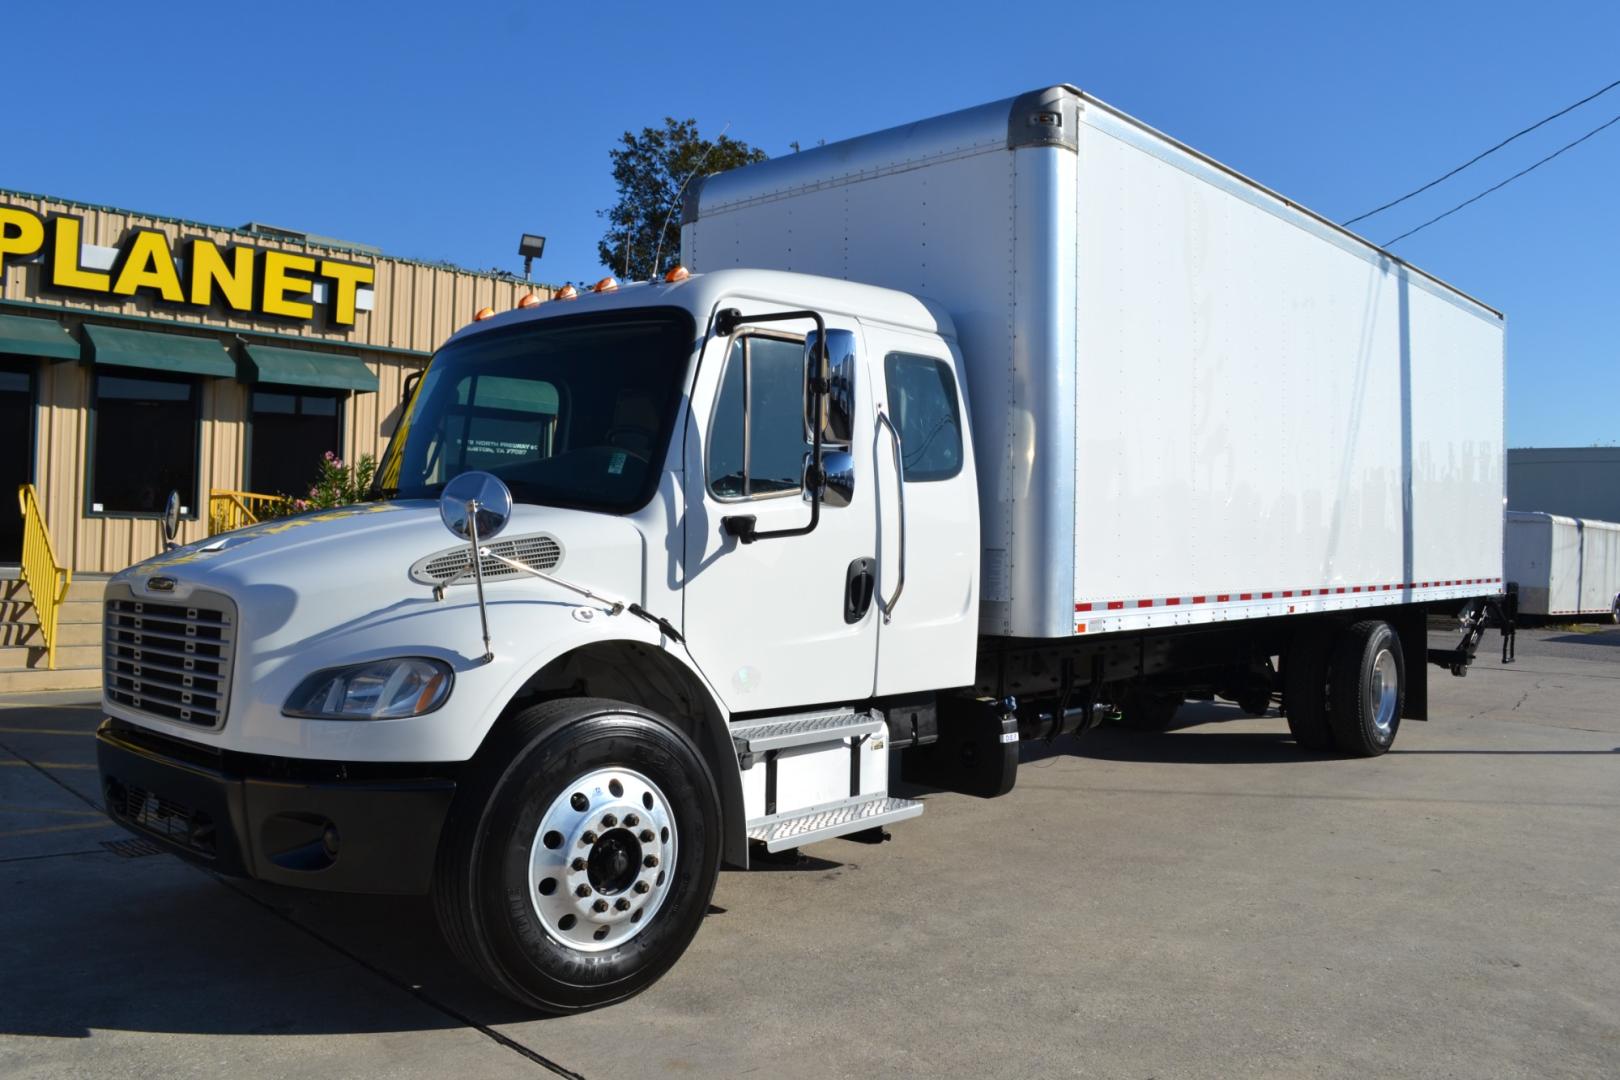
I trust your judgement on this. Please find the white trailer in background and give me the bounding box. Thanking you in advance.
[97,86,1518,1014]
[1506,511,1620,622]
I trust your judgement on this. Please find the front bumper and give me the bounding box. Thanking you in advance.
[96,719,456,895]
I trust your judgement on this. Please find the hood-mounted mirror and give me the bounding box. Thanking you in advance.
[438,471,513,663]
[162,490,182,550]
[439,471,513,542]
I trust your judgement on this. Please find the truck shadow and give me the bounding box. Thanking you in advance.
[1542,630,1620,647]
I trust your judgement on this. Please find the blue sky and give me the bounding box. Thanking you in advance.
[7,1,1616,447]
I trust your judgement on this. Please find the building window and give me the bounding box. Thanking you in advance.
[91,372,199,515]
[249,389,345,497]
[883,352,963,482]
[1,361,36,563]
[708,334,807,499]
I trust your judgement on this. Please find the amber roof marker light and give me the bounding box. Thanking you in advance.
[552,284,578,302]
[664,265,690,283]
[473,306,495,321]
[592,276,619,293]
[517,292,543,308]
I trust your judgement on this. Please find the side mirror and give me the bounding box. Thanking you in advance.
[805,450,855,508]
[804,329,856,446]
[162,490,182,549]
[439,471,513,542]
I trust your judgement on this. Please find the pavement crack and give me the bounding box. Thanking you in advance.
[206,873,586,1079]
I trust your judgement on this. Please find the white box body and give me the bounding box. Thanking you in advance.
[1506,511,1620,618]
[685,86,1506,640]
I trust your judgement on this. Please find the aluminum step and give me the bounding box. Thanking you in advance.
[729,709,884,754]
[746,795,924,852]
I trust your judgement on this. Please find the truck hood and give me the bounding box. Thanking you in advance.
[111,500,649,648]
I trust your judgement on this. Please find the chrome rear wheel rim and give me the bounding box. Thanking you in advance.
[1370,647,1399,737]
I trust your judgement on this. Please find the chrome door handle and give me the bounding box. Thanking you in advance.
[876,409,906,623]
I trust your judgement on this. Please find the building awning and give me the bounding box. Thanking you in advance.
[0,313,79,361]
[240,343,379,392]
[83,324,235,377]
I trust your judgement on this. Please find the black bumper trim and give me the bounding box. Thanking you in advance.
[96,720,455,895]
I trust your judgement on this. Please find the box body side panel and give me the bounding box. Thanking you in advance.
[1071,110,1505,634]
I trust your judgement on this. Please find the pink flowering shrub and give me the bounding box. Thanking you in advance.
[260,451,377,518]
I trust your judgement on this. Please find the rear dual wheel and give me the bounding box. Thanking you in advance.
[433,698,721,1013]
[1284,620,1405,756]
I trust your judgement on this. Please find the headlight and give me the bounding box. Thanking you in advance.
[282,658,453,720]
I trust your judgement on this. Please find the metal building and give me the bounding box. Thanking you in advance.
[2,188,550,574]
[1507,447,1620,523]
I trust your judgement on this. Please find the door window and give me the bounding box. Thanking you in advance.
[249,388,344,497]
[708,335,808,499]
[90,372,199,515]
[883,352,963,481]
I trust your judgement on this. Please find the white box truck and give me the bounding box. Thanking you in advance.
[1506,510,1620,622]
[96,86,1515,1013]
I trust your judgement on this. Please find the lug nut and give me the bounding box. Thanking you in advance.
[615,897,632,911]
[643,854,659,868]
[592,898,610,913]
[601,813,618,828]
[634,881,651,894]
[639,829,655,843]
[570,793,588,811]
[571,857,587,872]
[624,814,640,828]
[575,883,591,897]
[581,830,598,845]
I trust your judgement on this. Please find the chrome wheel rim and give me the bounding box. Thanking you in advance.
[1370,648,1399,737]
[528,766,677,953]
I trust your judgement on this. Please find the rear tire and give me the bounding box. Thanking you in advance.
[1283,627,1335,751]
[433,698,722,1013]
[1328,621,1405,757]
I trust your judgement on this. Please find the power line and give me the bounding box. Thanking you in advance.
[1344,76,1620,226]
[1383,110,1620,246]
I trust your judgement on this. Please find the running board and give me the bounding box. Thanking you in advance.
[746,795,924,852]
[729,709,884,754]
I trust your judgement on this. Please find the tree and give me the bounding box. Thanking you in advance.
[598,118,766,281]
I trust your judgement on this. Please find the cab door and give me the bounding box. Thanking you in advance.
[680,311,879,714]
[865,326,979,694]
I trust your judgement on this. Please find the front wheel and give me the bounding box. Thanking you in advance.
[433,698,722,1013]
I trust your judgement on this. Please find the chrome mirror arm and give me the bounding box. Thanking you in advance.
[467,499,494,662]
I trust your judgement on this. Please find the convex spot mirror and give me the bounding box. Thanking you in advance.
[440,471,514,542]
[804,329,856,446]
[804,449,856,508]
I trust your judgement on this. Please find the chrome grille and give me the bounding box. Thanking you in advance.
[104,588,236,730]
[409,532,564,586]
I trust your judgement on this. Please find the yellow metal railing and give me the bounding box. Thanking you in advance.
[16,483,72,671]
[208,490,292,535]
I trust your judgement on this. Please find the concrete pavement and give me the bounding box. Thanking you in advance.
[2,628,1616,1078]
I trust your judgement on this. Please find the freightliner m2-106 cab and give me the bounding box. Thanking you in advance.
[97,86,1514,1012]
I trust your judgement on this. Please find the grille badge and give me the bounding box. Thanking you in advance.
[147,576,177,592]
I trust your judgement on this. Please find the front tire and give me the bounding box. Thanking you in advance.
[1328,621,1405,757]
[433,698,722,1013]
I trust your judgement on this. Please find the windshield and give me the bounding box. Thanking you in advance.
[374,307,693,513]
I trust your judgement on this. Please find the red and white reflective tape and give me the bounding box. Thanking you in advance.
[1074,577,1503,613]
